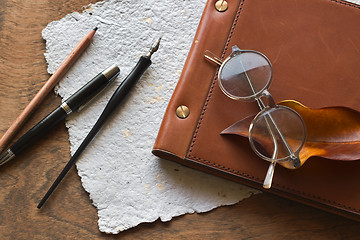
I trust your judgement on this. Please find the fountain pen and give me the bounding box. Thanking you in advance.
[37,38,161,209]
[0,64,120,166]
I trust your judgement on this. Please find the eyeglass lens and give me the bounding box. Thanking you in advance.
[249,106,306,162]
[219,51,272,100]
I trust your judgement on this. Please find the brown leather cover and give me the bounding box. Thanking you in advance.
[153,0,360,220]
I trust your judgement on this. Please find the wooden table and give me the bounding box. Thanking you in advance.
[0,1,359,239]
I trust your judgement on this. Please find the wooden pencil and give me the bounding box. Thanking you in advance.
[0,27,97,153]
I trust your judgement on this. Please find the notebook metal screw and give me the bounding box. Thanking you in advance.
[215,0,228,12]
[176,105,190,119]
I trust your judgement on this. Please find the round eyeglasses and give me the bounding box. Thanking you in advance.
[205,46,307,189]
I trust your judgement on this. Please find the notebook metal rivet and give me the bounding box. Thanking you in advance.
[176,105,190,119]
[215,0,228,12]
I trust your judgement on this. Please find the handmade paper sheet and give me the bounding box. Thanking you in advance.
[43,0,262,234]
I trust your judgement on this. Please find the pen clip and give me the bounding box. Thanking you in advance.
[78,70,120,112]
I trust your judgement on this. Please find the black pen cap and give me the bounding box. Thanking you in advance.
[65,65,120,113]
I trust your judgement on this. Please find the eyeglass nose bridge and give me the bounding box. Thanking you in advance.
[256,90,276,110]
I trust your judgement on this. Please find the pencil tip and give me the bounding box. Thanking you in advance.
[93,27,98,32]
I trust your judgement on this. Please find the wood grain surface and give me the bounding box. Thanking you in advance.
[0,0,359,239]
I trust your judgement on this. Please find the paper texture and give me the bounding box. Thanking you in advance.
[42,0,260,234]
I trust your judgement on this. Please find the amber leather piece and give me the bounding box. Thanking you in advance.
[153,0,360,220]
[281,100,360,163]
[222,100,360,168]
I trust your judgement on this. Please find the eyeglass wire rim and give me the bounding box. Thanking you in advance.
[217,49,274,101]
[248,105,307,163]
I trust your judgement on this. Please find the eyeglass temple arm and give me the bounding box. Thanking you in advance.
[261,91,301,163]
[204,50,223,66]
[237,57,280,188]
[257,96,279,189]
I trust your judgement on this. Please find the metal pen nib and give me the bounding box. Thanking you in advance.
[146,37,161,58]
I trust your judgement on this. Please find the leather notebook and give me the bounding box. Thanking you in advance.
[153,0,360,220]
